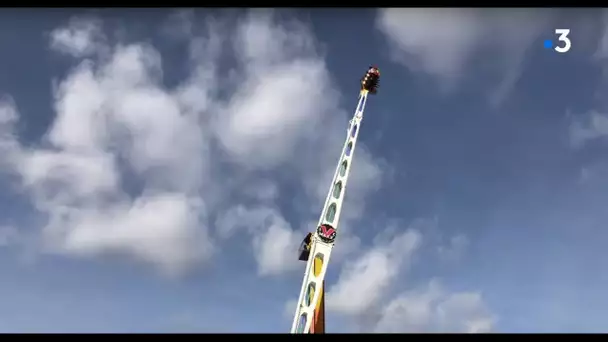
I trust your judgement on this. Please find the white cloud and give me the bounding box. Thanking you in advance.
[215,205,300,275]
[215,14,337,169]
[1,34,212,275]
[2,12,494,333]
[0,97,20,167]
[252,217,300,276]
[0,11,385,278]
[327,228,422,315]
[570,111,608,148]
[0,225,18,247]
[376,8,551,103]
[595,10,608,60]
[49,17,105,58]
[215,60,329,168]
[438,234,469,263]
[160,10,195,42]
[377,9,482,85]
[47,194,210,274]
[316,221,493,333]
[374,280,495,333]
[568,13,608,149]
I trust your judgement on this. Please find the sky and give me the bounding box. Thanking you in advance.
[1,8,608,333]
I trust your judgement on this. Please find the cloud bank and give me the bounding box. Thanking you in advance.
[0,10,492,332]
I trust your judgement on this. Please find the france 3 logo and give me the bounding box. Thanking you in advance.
[544,29,571,53]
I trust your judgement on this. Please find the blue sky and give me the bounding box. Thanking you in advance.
[1,8,608,333]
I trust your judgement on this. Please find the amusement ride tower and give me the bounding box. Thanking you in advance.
[290,66,380,334]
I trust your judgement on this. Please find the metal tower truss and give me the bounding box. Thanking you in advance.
[290,66,380,334]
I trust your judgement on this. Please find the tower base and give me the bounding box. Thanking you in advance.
[310,281,325,333]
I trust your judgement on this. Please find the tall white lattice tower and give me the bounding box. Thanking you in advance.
[290,66,380,334]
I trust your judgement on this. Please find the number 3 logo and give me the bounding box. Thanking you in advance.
[555,29,571,53]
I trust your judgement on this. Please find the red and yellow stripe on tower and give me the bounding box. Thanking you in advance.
[310,256,325,333]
